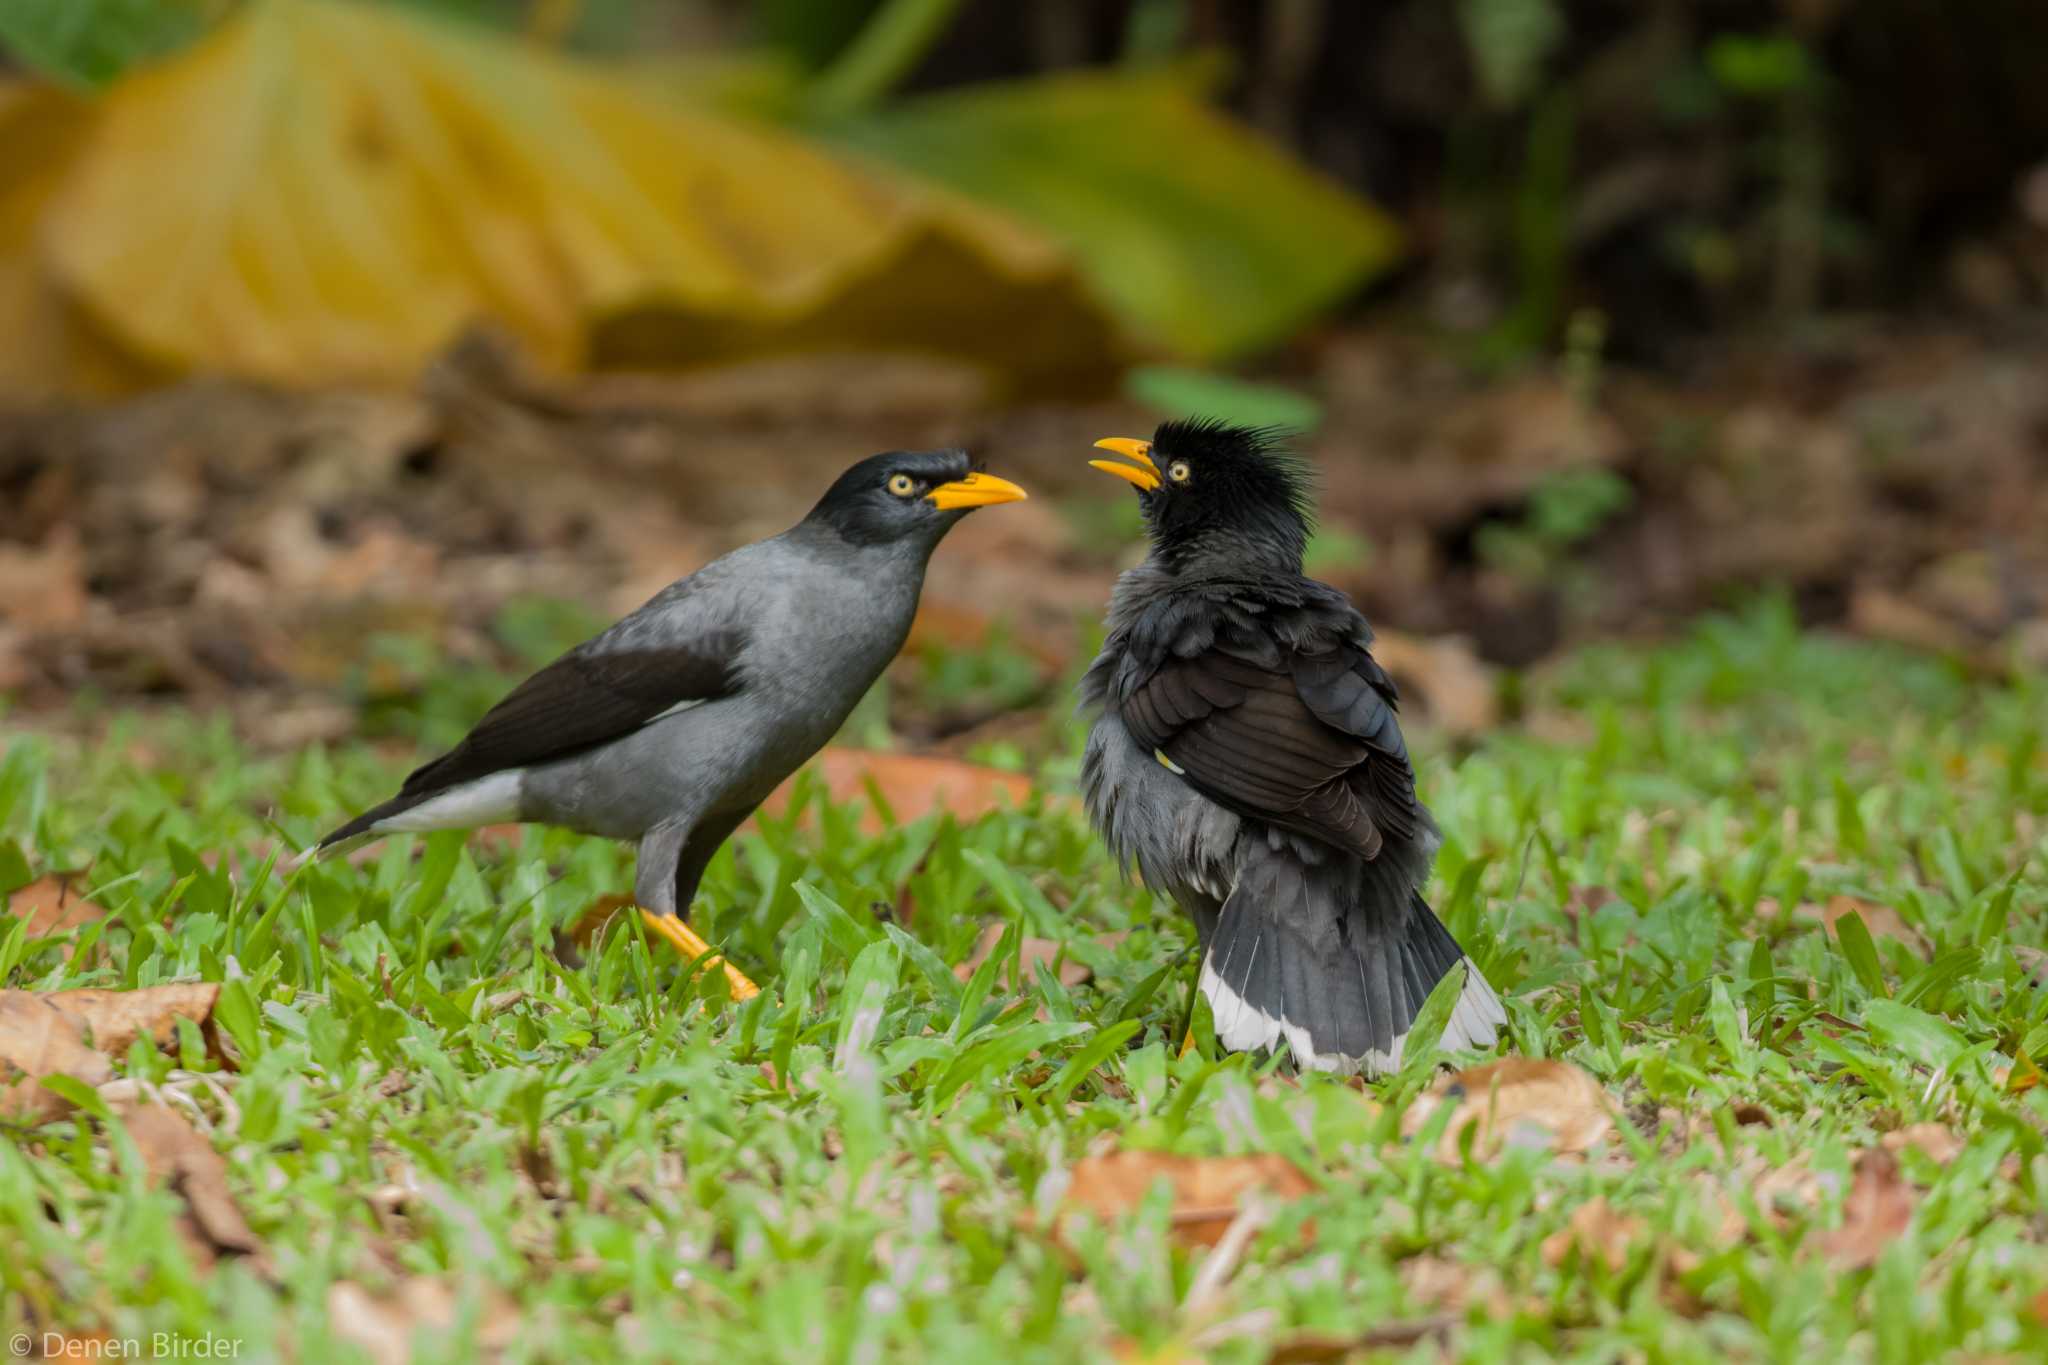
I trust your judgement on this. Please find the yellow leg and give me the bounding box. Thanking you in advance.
[1179,1023,1198,1058]
[639,909,760,1001]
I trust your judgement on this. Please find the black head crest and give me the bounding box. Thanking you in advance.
[1140,418,1317,570]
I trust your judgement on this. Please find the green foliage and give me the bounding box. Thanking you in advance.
[1706,33,1819,98]
[802,0,966,116]
[1301,526,1373,580]
[1456,0,1565,109]
[1123,364,1323,434]
[0,0,209,87]
[1475,465,1633,580]
[908,626,1046,719]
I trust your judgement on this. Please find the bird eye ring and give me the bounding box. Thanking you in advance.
[1168,460,1192,484]
[887,473,917,497]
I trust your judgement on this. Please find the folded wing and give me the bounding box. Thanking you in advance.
[1117,640,1418,861]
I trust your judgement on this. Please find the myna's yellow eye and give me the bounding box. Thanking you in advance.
[1168,460,1192,484]
[888,473,917,497]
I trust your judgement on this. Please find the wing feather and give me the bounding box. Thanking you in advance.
[1116,630,1418,859]
[397,629,741,799]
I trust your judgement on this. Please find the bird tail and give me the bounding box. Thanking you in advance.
[287,769,526,872]
[1199,846,1505,1076]
[285,798,411,871]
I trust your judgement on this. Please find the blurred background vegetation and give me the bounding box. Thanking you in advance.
[2,0,2046,738]
[8,0,2048,394]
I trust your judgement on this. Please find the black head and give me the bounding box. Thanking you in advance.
[804,449,1028,548]
[1089,419,1314,572]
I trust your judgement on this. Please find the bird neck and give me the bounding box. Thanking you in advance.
[786,517,943,578]
[1149,524,1304,580]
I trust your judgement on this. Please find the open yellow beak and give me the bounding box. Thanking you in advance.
[1089,437,1161,492]
[927,471,1029,511]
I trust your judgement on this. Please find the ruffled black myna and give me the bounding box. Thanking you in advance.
[1079,420,1504,1073]
[298,450,1027,996]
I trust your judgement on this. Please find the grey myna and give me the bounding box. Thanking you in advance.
[299,449,1027,996]
[1078,420,1504,1073]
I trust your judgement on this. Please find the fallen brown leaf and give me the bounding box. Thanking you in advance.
[761,748,1036,834]
[117,1101,263,1266]
[1403,1058,1618,1162]
[1881,1123,1963,1168]
[1818,1148,1915,1268]
[1400,1252,1510,1316]
[1541,1197,1645,1273]
[7,872,107,939]
[560,893,637,951]
[45,982,221,1057]
[1057,1149,1316,1249]
[1753,895,1930,958]
[0,983,224,1123]
[328,1278,518,1365]
[0,991,112,1123]
[1820,895,1930,958]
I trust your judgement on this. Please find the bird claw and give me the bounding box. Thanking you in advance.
[638,908,760,1001]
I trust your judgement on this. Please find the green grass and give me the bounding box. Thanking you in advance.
[4,599,2047,1361]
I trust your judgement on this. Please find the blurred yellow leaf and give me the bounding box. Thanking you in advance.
[0,82,155,398]
[23,0,1125,394]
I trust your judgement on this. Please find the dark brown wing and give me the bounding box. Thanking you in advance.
[1119,643,1417,859]
[397,639,739,799]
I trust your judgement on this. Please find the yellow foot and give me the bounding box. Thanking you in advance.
[638,908,760,1001]
[1179,1023,1198,1058]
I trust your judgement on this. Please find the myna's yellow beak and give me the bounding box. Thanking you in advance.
[927,471,1029,510]
[1089,437,1162,492]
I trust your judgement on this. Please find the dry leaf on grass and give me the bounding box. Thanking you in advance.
[45,983,221,1057]
[1758,895,1930,957]
[954,923,1125,989]
[117,1101,264,1267]
[0,984,223,1123]
[1818,1148,1916,1268]
[760,748,1035,834]
[1056,1150,1315,1249]
[1403,1058,1618,1162]
[1400,1252,1517,1318]
[1881,1123,1963,1167]
[558,893,638,952]
[1820,895,1929,957]
[7,872,107,939]
[0,991,113,1123]
[1541,1198,1645,1273]
[329,1278,519,1365]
